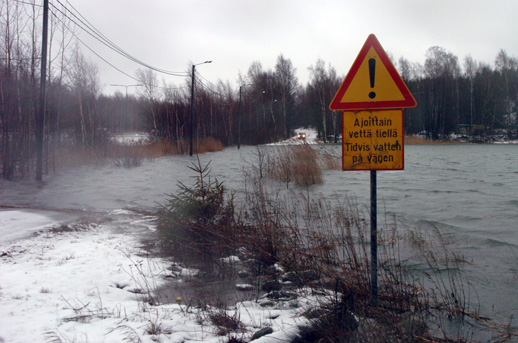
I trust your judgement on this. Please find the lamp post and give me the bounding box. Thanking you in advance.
[110,84,142,131]
[190,60,212,156]
[238,83,252,149]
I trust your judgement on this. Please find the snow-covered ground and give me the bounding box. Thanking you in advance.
[0,209,78,243]
[0,209,318,343]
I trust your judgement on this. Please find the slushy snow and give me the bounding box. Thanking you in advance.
[0,209,318,343]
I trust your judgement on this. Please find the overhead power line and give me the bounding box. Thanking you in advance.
[48,0,189,77]
[14,0,43,7]
[47,5,140,82]
[195,78,220,96]
[48,5,191,92]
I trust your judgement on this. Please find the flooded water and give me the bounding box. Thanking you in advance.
[1,144,517,324]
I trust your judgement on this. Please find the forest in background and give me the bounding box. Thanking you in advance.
[1,0,517,179]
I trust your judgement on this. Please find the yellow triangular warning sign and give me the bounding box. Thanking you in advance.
[330,34,416,110]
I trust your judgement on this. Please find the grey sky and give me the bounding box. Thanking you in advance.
[69,0,518,94]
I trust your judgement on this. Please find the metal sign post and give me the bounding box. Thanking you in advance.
[370,170,378,303]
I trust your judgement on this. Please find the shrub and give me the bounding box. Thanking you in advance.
[197,137,224,153]
[145,139,179,157]
[318,148,341,170]
[265,145,323,188]
[110,144,144,168]
[156,158,237,271]
[293,144,323,187]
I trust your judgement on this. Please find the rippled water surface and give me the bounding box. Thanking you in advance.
[1,144,517,321]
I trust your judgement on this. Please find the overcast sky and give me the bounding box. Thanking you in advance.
[66,0,518,95]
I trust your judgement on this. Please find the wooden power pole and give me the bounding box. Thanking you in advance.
[36,0,49,181]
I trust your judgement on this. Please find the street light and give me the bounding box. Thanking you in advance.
[190,61,212,156]
[110,84,142,131]
[110,83,142,95]
[238,83,252,149]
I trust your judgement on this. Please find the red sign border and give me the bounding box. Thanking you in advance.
[330,34,417,110]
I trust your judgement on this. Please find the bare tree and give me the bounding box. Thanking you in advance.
[68,46,100,146]
[423,46,460,138]
[308,59,339,142]
[46,1,76,171]
[275,54,298,139]
[495,49,517,139]
[464,55,478,134]
[136,68,160,132]
[0,0,42,178]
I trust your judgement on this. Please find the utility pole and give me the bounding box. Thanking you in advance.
[238,85,243,149]
[189,61,211,156]
[36,0,49,181]
[190,64,195,156]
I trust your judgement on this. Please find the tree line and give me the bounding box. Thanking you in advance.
[1,0,517,179]
[401,47,517,140]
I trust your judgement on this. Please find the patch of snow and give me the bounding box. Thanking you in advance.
[220,255,240,263]
[0,209,77,243]
[0,211,328,343]
[235,284,254,291]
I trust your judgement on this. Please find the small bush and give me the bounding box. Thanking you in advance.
[110,144,144,168]
[197,137,224,153]
[144,139,179,157]
[265,145,323,188]
[156,158,237,271]
[209,310,242,336]
[293,145,323,187]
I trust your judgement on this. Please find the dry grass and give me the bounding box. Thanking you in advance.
[241,183,493,342]
[293,145,323,187]
[196,137,224,153]
[143,139,179,157]
[54,137,223,169]
[208,310,243,336]
[54,145,108,167]
[319,148,341,170]
[264,144,324,188]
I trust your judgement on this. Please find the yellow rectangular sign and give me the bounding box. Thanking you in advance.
[342,110,404,170]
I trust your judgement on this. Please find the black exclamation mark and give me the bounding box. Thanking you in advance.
[369,58,376,99]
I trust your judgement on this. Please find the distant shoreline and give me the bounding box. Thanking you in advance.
[404,135,518,145]
[404,135,462,145]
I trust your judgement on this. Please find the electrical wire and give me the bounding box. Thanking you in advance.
[13,0,43,7]
[196,71,220,90]
[195,77,221,96]
[61,0,188,76]
[48,5,140,82]
[48,0,189,77]
[48,5,190,92]
[14,0,215,94]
